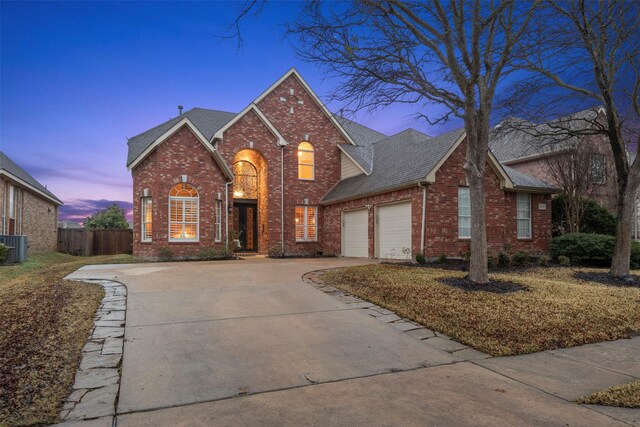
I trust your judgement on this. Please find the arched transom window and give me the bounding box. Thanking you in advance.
[169,183,199,241]
[233,161,258,199]
[298,142,314,180]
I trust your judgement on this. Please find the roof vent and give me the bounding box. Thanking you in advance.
[178,105,184,115]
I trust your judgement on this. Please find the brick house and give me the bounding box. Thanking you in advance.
[1,150,62,252]
[127,69,556,260]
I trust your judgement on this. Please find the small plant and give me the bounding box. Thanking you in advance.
[497,251,510,268]
[0,243,8,263]
[487,254,497,269]
[558,255,571,266]
[415,252,426,264]
[511,251,529,267]
[199,247,218,261]
[538,255,550,267]
[158,246,174,262]
[438,253,448,263]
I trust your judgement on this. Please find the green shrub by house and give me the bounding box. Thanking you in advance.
[0,243,8,263]
[552,233,640,268]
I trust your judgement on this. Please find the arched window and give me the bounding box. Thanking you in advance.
[298,142,314,180]
[233,161,258,199]
[169,183,199,241]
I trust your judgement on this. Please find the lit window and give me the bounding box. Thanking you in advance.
[169,183,199,241]
[590,154,606,184]
[295,206,317,242]
[517,193,532,239]
[215,199,222,242]
[141,197,152,242]
[298,142,314,180]
[458,187,471,238]
[233,161,258,199]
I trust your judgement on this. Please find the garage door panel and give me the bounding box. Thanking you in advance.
[377,202,412,260]
[343,209,368,258]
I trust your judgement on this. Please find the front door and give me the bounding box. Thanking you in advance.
[233,202,258,252]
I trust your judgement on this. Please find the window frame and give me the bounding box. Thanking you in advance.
[590,153,607,185]
[8,184,15,220]
[297,142,315,181]
[517,192,532,239]
[141,197,153,242]
[295,205,318,242]
[215,199,222,243]
[168,184,200,242]
[457,187,471,239]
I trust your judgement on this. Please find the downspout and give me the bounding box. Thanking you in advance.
[419,182,426,255]
[280,145,285,255]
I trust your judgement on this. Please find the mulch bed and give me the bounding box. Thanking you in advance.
[438,276,529,294]
[574,271,640,288]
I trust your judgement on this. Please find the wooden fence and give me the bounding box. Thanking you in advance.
[57,228,132,256]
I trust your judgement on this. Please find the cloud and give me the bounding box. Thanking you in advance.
[59,199,133,222]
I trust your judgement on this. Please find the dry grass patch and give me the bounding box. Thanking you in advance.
[577,381,640,408]
[322,264,640,356]
[0,252,137,426]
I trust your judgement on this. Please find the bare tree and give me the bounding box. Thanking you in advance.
[509,0,640,277]
[234,0,537,284]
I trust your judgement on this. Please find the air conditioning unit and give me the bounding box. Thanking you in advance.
[0,235,28,263]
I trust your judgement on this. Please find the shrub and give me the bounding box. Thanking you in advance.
[550,233,640,267]
[538,255,550,267]
[552,195,616,237]
[497,251,510,268]
[415,252,426,264]
[199,248,218,261]
[437,253,447,263]
[0,243,8,263]
[487,255,498,269]
[511,251,529,267]
[558,255,571,266]
[158,246,174,262]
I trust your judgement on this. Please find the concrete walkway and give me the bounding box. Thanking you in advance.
[61,257,639,426]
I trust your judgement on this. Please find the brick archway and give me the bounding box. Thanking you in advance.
[232,149,268,253]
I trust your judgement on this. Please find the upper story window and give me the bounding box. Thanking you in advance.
[517,193,532,239]
[590,154,606,184]
[233,161,258,199]
[169,183,199,241]
[298,142,315,180]
[141,197,152,242]
[458,187,471,239]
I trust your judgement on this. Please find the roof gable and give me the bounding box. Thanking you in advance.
[0,150,63,205]
[213,103,286,146]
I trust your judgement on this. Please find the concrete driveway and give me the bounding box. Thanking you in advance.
[65,257,637,426]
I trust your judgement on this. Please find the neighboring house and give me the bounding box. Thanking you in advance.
[59,220,83,229]
[1,150,63,252]
[489,109,618,213]
[127,68,556,260]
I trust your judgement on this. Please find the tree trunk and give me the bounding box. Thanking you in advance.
[468,173,489,284]
[611,183,639,277]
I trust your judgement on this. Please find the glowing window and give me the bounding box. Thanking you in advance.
[295,206,317,242]
[141,197,152,242]
[298,142,314,180]
[169,183,199,241]
[233,161,258,199]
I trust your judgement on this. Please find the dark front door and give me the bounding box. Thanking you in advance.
[233,202,258,252]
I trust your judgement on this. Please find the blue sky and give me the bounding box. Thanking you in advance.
[1,1,463,221]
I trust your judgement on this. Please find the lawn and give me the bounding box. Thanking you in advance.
[0,252,137,427]
[577,381,640,408]
[322,264,640,357]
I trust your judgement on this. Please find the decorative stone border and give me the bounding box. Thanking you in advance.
[303,270,491,362]
[59,280,127,421]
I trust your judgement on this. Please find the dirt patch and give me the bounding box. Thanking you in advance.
[438,277,528,293]
[574,271,640,288]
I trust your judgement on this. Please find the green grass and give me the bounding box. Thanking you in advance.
[577,381,640,408]
[0,252,137,427]
[322,264,640,357]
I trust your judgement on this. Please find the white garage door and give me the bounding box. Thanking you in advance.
[377,202,412,260]
[343,209,369,257]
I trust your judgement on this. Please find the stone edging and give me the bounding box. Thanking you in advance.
[59,280,126,421]
[302,270,491,362]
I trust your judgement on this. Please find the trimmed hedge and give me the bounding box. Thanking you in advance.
[551,233,640,268]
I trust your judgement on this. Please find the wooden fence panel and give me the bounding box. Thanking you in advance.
[58,228,132,256]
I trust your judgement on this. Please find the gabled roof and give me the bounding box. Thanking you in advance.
[502,165,558,192]
[322,128,465,204]
[127,108,236,167]
[0,150,63,205]
[213,103,286,146]
[490,108,602,164]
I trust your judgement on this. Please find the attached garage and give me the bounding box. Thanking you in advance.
[342,209,369,257]
[376,202,412,259]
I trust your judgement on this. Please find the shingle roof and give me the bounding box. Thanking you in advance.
[0,150,63,205]
[126,108,237,166]
[322,128,464,204]
[490,108,601,163]
[502,165,558,192]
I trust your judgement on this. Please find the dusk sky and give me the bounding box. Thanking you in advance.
[1,1,463,222]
